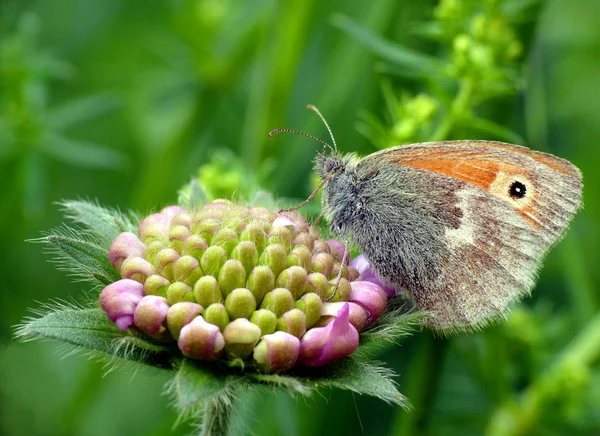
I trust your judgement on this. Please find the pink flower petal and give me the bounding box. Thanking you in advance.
[99,279,145,331]
[108,232,146,270]
[349,254,396,297]
[298,303,358,367]
[349,281,388,324]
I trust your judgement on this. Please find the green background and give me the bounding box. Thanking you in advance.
[1,0,599,435]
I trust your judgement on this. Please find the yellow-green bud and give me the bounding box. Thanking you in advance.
[182,235,208,261]
[276,266,308,300]
[231,241,258,275]
[259,244,287,278]
[225,288,256,319]
[268,225,294,250]
[166,302,203,340]
[168,225,191,252]
[167,281,194,305]
[193,218,220,243]
[223,318,262,359]
[260,288,294,317]
[306,273,329,298]
[204,303,229,332]
[295,292,322,328]
[211,228,238,254]
[292,231,314,250]
[325,278,351,302]
[193,275,223,306]
[173,255,202,285]
[145,240,166,265]
[154,248,179,281]
[240,222,267,252]
[200,245,227,277]
[250,309,277,336]
[246,265,275,305]
[218,259,247,297]
[144,274,170,297]
[286,246,311,270]
[277,309,306,339]
[310,252,334,277]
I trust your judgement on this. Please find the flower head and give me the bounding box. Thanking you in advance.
[99,201,393,372]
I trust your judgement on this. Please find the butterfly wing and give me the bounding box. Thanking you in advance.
[354,141,582,332]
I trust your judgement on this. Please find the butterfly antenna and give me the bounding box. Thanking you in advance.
[268,128,335,154]
[307,105,337,152]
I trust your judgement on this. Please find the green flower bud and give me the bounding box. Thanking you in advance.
[310,252,334,277]
[193,275,223,306]
[181,235,208,261]
[325,278,351,302]
[259,244,287,278]
[193,218,220,243]
[154,248,179,281]
[292,231,314,250]
[225,288,256,320]
[231,241,258,275]
[144,274,170,297]
[260,288,294,317]
[218,259,247,297]
[169,225,191,252]
[246,265,275,305]
[173,255,202,285]
[268,225,294,250]
[166,302,203,340]
[306,273,329,298]
[200,245,227,277]
[120,257,154,283]
[294,292,322,328]
[145,240,166,265]
[223,318,262,359]
[211,227,238,254]
[167,281,194,305]
[250,309,277,336]
[178,316,224,360]
[253,332,299,373]
[312,240,331,255]
[276,266,308,300]
[286,246,311,270]
[240,222,267,252]
[330,262,349,280]
[277,308,306,339]
[204,303,229,332]
[170,211,192,228]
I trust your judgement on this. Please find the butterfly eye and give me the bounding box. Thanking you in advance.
[325,159,336,173]
[509,181,527,199]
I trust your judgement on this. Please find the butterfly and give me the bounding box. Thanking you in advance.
[272,106,583,333]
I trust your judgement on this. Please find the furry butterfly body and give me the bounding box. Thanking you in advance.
[315,140,583,332]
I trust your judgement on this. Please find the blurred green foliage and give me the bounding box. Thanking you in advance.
[1,0,599,435]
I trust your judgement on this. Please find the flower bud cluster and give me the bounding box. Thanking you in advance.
[100,201,389,372]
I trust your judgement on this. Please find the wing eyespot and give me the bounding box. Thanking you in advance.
[509,181,527,200]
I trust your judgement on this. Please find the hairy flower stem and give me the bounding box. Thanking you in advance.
[201,390,236,436]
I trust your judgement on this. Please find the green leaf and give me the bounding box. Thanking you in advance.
[307,357,410,408]
[60,199,138,247]
[16,307,174,369]
[43,133,128,170]
[47,93,120,129]
[167,359,244,417]
[248,373,313,396]
[332,13,440,75]
[33,226,120,285]
[359,303,425,350]
[178,179,208,210]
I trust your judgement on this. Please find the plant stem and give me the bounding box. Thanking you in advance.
[201,389,236,436]
[430,78,474,142]
[485,311,600,436]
